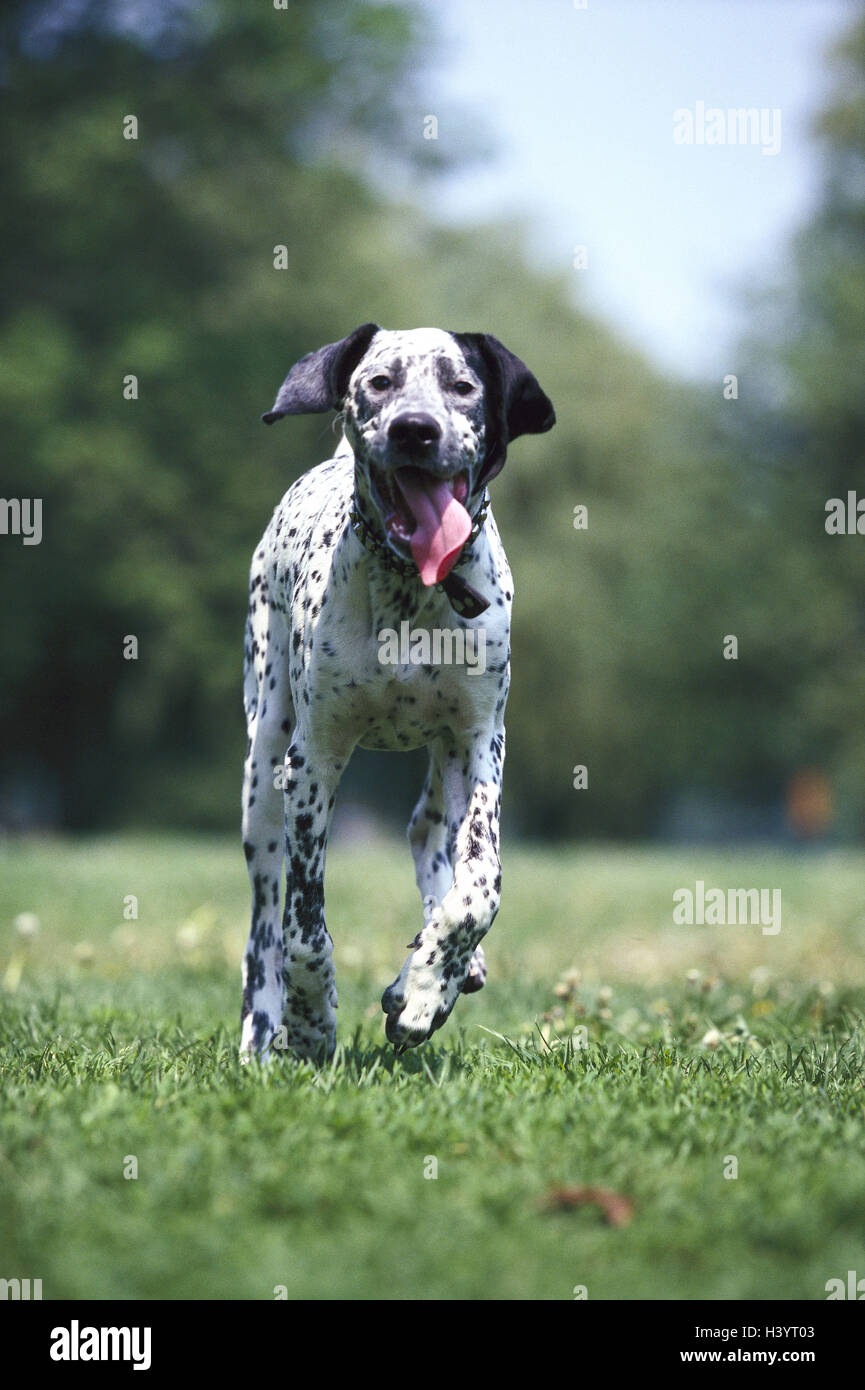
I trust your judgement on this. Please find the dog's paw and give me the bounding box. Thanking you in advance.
[382,987,455,1052]
[460,942,487,994]
[240,1006,282,1061]
[382,917,488,1051]
[241,1006,335,1065]
[275,1019,336,1064]
[381,955,462,1051]
[280,991,337,1062]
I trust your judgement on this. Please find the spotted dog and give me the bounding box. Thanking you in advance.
[241,324,555,1059]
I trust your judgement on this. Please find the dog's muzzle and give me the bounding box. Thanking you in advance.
[363,414,476,588]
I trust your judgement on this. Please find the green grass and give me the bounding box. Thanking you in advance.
[1,835,864,1300]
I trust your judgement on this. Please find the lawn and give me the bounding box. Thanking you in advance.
[1,834,864,1300]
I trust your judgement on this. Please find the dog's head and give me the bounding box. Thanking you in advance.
[263,324,555,586]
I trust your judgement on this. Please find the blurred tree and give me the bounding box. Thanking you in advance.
[727,12,865,841]
[0,0,467,828]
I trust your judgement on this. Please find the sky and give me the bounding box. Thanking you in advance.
[420,0,856,380]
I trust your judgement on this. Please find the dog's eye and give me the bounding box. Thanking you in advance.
[369,375,392,391]
[453,380,475,396]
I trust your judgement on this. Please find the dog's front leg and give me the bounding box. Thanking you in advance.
[383,727,505,1049]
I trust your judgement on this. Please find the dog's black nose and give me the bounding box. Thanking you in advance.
[388,412,442,453]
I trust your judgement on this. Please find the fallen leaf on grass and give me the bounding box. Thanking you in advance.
[538,1186,635,1227]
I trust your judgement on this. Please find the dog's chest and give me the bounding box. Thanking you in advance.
[261,456,509,751]
[305,581,500,751]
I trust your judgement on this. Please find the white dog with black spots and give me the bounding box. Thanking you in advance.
[240,324,555,1059]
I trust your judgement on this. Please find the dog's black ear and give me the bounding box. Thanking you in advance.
[452,332,555,484]
[262,323,381,424]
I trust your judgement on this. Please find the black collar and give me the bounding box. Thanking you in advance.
[348,491,491,619]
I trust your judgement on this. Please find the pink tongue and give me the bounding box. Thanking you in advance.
[395,471,472,586]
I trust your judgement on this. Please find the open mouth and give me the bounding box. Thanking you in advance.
[371,465,472,586]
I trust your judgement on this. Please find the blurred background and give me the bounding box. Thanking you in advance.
[1,0,864,846]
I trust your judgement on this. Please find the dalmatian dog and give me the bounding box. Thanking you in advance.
[241,324,555,1060]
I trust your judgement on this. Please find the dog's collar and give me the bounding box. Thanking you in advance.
[348,491,491,619]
